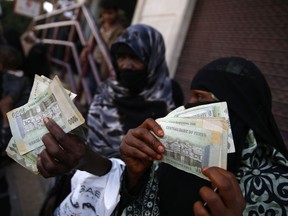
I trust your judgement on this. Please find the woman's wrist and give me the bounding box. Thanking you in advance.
[77,146,112,176]
[126,167,150,191]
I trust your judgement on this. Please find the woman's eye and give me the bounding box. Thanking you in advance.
[197,94,204,100]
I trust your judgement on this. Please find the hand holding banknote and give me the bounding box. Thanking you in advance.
[38,117,112,177]
[120,118,165,189]
[6,75,111,176]
[193,167,246,216]
[120,118,245,215]
[37,117,88,177]
[120,117,244,213]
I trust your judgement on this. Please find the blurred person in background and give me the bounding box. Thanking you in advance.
[20,30,50,83]
[3,28,50,84]
[0,45,31,149]
[0,44,31,216]
[80,0,126,87]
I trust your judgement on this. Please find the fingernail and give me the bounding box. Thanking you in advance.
[202,167,209,172]
[158,145,164,153]
[158,130,164,136]
[43,117,49,124]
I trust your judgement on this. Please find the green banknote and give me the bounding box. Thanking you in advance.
[155,118,227,180]
[153,102,232,180]
[6,126,86,174]
[29,74,77,101]
[7,75,85,155]
[170,102,235,153]
[6,75,84,173]
[6,138,43,174]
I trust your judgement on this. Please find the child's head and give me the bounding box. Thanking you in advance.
[0,45,23,72]
[99,0,119,25]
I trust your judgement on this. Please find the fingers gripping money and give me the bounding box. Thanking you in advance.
[6,75,85,173]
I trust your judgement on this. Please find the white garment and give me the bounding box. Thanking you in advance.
[55,158,125,216]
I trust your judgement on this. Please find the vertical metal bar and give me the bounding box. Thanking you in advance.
[81,5,116,78]
[28,2,115,107]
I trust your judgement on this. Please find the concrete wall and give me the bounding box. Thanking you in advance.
[132,0,197,77]
[174,0,288,146]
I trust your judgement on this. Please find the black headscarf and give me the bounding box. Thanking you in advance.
[158,57,287,216]
[190,57,287,168]
[87,24,175,158]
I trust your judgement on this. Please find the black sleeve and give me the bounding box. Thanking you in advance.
[115,167,151,215]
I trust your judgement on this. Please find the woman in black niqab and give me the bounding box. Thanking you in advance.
[190,57,288,169]
[187,57,288,215]
[120,57,288,216]
[158,57,288,215]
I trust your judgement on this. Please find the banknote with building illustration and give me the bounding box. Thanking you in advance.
[167,101,234,153]
[6,75,85,174]
[154,102,230,180]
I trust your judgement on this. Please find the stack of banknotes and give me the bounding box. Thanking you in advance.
[155,102,235,180]
[5,74,234,181]
[5,75,85,174]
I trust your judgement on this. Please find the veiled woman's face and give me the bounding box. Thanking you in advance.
[189,90,215,103]
[116,54,145,71]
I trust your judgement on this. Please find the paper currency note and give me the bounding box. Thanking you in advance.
[171,102,235,153]
[29,74,77,102]
[6,126,86,174]
[5,125,86,174]
[155,120,226,180]
[6,138,43,173]
[157,117,228,170]
[166,105,185,117]
[7,76,85,155]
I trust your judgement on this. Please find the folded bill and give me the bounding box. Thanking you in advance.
[29,75,77,101]
[6,138,44,174]
[7,76,84,155]
[154,102,232,180]
[6,126,86,174]
[171,102,235,153]
[6,75,85,173]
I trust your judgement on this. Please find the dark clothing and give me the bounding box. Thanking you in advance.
[114,96,168,133]
[1,71,31,108]
[0,71,31,150]
[171,79,184,107]
[23,43,50,84]
[190,57,288,169]
[116,57,288,216]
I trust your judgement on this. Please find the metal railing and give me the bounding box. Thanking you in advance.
[30,2,115,108]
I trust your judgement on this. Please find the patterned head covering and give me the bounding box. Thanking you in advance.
[110,24,174,103]
[87,24,175,158]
